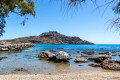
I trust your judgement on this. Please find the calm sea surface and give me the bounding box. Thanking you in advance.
[0,44,120,74]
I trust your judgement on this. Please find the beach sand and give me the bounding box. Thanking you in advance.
[0,71,120,80]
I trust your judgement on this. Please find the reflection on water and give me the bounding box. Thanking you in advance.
[0,44,120,74]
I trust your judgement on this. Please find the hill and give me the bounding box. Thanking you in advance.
[1,31,94,44]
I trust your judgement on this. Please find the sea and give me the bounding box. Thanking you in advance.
[0,44,120,74]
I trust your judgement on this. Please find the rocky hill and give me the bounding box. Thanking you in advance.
[1,31,94,44]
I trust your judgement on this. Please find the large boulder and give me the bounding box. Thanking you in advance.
[38,51,55,58]
[88,55,111,63]
[102,59,120,70]
[55,51,72,62]
[81,50,95,55]
[74,58,88,63]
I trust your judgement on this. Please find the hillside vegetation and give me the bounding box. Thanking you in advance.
[1,31,94,44]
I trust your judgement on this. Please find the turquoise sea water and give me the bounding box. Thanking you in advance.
[0,44,120,74]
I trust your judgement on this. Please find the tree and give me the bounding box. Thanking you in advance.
[0,0,35,36]
[0,0,120,36]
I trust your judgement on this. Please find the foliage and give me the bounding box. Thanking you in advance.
[0,0,35,36]
[0,0,120,36]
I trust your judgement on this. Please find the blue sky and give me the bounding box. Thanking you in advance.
[1,0,120,44]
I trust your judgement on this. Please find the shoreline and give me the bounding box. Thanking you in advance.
[0,70,120,80]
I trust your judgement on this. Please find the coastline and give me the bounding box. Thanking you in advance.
[0,71,120,80]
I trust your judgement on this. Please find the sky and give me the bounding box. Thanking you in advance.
[1,0,120,44]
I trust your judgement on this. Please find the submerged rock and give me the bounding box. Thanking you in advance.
[80,55,88,57]
[77,51,81,53]
[0,56,7,60]
[49,50,56,52]
[15,68,27,72]
[112,54,117,56]
[25,55,34,57]
[38,51,55,58]
[88,55,111,63]
[102,59,120,70]
[55,51,72,62]
[57,48,64,49]
[81,50,95,55]
[89,63,101,67]
[99,52,110,55]
[74,58,88,63]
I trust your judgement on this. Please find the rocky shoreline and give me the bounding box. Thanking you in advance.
[38,50,120,71]
[0,43,34,51]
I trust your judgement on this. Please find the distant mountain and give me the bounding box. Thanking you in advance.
[1,31,94,44]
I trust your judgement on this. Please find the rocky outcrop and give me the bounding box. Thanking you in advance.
[88,55,111,63]
[102,59,120,70]
[74,58,88,63]
[89,63,101,67]
[0,43,34,51]
[38,51,55,58]
[1,31,94,44]
[81,50,95,55]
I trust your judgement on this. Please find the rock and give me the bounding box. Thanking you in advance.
[49,50,56,52]
[0,43,34,51]
[38,51,55,58]
[0,56,7,60]
[74,58,88,63]
[89,63,101,67]
[88,55,111,63]
[102,59,120,70]
[57,48,64,49]
[77,51,81,53]
[81,50,95,55]
[55,51,72,62]
[100,48,104,50]
[1,48,9,51]
[80,55,88,57]
[99,52,110,55]
[15,68,27,72]
[112,54,116,56]
[25,55,33,56]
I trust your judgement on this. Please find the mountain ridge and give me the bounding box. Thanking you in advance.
[1,31,94,44]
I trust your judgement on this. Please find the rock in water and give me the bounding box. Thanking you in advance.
[38,51,55,58]
[102,59,120,70]
[0,56,7,60]
[89,63,101,67]
[88,55,111,63]
[81,50,95,55]
[99,52,110,55]
[74,58,88,63]
[15,68,27,72]
[56,51,72,62]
